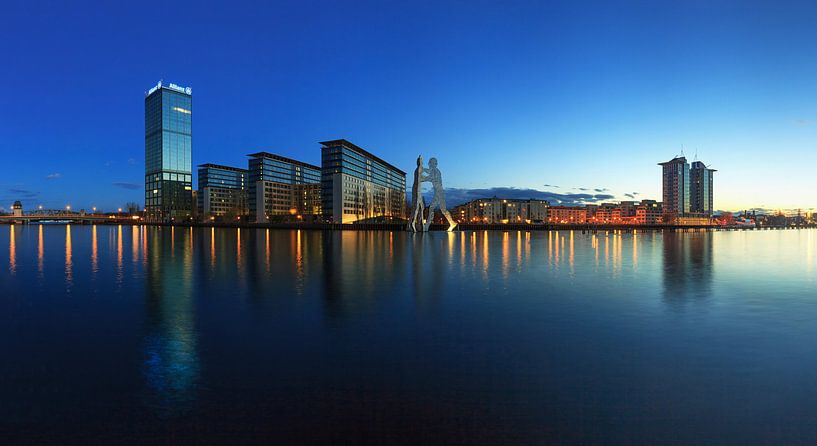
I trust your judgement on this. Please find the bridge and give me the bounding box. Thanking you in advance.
[0,213,141,224]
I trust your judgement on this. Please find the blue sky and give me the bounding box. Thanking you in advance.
[2,0,816,212]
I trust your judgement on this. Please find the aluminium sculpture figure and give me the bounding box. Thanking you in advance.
[421,157,457,232]
[408,155,425,232]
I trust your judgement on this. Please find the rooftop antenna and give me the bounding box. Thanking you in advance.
[680,144,686,158]
[694,147,698,161]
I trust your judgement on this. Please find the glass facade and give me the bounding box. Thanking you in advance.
[320,140,406,223]
[690,161,715,216]
[145,83,193,222]
[198,164,248,218]
[247,152,322,221]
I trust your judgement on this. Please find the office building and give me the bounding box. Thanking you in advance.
[248,152,321,222]
[144,81,193,222]
[198,164,248,219]
[690,161,715,216]
[320,139,406,224]
[658,156,690,218]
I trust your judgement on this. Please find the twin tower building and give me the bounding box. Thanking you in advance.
[659,156,715,221]
[144,81,406,223]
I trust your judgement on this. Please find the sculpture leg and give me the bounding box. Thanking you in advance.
[442,208,457,232]
[423,199,438,232]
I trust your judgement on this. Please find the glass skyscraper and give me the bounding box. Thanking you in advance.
[320,139,406,224]
[690,160,715,216]
[145,81,193,222]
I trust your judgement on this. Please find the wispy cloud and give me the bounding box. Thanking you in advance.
[543,184,560,188]
[439,187,616,207]
[624,193,635,199]
[46,173,62,180]
[112,182,140,190]
[594,188,609,193]
[127,158,137,165]
[7,188,39,198]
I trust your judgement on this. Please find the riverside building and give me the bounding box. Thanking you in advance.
[453,198,548,224]
[320,139,406,224]
[690,161,716,216]
[197,164,248,220]
[144,81,193,222]
[659,156,690,219]
[247,152,321,222]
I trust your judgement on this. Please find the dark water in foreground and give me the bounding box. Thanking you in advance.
[2,225,817,444]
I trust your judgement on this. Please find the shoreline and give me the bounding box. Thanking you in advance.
[0,220,809,231]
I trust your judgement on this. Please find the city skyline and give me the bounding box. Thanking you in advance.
[3,1,817,213]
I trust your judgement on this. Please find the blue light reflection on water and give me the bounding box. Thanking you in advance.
[2,225,817,443]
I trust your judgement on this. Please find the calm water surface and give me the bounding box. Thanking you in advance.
[2,225,817,444]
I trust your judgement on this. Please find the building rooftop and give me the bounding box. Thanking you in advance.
[145,81,192,97]
[199,163,248,173]
[319,139,406,176]
[247,152,320,171]
[658,156,688,166]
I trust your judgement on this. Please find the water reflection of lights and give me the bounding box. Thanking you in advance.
[65,224,72,288]
[91,225,98,274]
[38,224,44,275]
[8,225,16,275]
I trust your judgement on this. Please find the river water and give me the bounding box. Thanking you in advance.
[2,225,817,444]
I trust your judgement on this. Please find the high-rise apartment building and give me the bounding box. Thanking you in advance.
[247,152,321,222]
[320,139,406,224]
[144,81,193,222]
[658,156,690,217]
[690,161,715,216]
[197,164,248,219]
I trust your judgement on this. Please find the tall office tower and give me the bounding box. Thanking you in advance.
[247,152,322,222]
[320,139,406,224]
[144,81,193,222]
[689,161,715,216]
[197,164,248,220]
[658,156,690,217]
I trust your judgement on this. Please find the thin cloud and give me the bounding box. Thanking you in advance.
[543,184,560,188]
[112,182,140,190]
[594,188,609,193]
[624,193,636,199]
[46,173,62,180]
[441,187,616,207]
[7,188,38,198]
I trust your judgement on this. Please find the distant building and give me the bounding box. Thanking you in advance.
[247,152,321,222]
[198,163,248,220]
[320,139,406,224]
[658,156,690,218]
[635,200,663,225]
[12,201,23,217]
[689,161,715,216]
[144,81,193,222]
[453,198,548,224]
[548,206,587,224]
